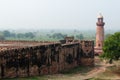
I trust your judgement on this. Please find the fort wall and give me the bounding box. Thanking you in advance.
[0,40,94,79]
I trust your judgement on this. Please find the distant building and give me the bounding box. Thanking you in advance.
[65,36,74,43]
[60,36,75,44]
[94,13,105,55]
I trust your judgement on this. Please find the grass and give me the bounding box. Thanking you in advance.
[2,66,94,80]
[60,66,94,76]
[90,64,120,79]
[88,78,103,80]
[3,76,47,80]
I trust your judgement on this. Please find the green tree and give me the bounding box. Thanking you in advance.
[24,32,35,38]
[3,30,11,37]
[10,33,16,38]
[101,32,120,63]
[105,33,112,39]
[17,33,24,38]
[76,34,84,40]
[0,33,5,40]
[52,33,67,39]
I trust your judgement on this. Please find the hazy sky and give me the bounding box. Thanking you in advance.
[0,0,120,30]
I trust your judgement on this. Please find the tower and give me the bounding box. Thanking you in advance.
[95,13,105,51]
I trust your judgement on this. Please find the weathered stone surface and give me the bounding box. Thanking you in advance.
[80,58,94,66]
[0,40,94,79]
[40,66,49,75]
[49,62,58,74]
[29,65,39,76]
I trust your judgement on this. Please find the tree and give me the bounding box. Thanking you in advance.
[76,34,84,40]
[105,33,112,39]
[3,30,11,37]
[52,33,67,39]
[0,33,5,40]
[10,33,16,38]
[17,33,24,38]
[101,32,120,63]
[24,32,35,38]
[17,32,35,39]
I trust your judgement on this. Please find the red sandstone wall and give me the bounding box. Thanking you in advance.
[0,41,94,79]
[80,41,94,66]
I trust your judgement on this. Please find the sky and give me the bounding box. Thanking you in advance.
[0,0,120,30]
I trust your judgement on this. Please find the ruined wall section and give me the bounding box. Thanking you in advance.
[0,43,61,78]
[59,43,79,71]
[80,41,94,66]
[0,41,94,79]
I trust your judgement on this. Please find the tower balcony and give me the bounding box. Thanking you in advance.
[96,22,105,26]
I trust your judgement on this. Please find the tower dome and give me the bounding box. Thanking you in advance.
[97,13,103,18]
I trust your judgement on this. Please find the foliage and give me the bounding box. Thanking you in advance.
[17,33,25,38]
[51,33,67,39]
[76,34,84,40]
[24,32,35,38]
[1,30,35,40]
[3,30,11,37]
[105,33,112,39]
[17,32,35,39]
[0,33,5,40]
[0,30,113,41]
[101,32,120,61]
[60,66,93,75]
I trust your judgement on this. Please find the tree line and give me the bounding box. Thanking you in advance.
[0,30,35,40]
[46,33,84,40]
[0,30,114,41]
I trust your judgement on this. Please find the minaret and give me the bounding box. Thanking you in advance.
[96,13,105,49]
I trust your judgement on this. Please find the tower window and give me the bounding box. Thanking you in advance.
[98,44,101,47]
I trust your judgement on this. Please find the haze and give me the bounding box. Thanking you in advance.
[0,0,120,30]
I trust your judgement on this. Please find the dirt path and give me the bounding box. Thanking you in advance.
[47,64,113,80]
[48,57,115,80]
[63,64,113,80]
[82,63,114,79]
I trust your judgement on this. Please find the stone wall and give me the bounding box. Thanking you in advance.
[59,43,79,71]
[80,41,94,66]
[0,41,94,79]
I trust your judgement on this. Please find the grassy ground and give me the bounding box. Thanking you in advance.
[2,66,94,80]
[60,66,93,75]
[89,60,120,80]
[3,76,47,80]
